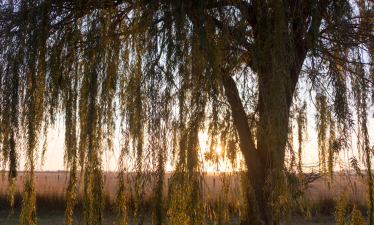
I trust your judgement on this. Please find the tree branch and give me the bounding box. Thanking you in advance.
[207,13,255,70]
[221,69,264,178]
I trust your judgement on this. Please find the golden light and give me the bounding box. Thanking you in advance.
[198,132,232,172]
[216,145,222,154]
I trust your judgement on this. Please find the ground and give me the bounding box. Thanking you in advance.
[0,211,336,224]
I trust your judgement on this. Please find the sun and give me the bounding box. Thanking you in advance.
[198,132,235,172]
[216,145,222,154]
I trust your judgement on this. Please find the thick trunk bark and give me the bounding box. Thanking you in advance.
[222,40,307,224]
[252,173,271,225]
[224,72,290,225]
[222,73,272,225]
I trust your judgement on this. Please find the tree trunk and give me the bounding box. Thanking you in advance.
[222,40,307,224]
[222,73,272,225]
[252,172,272,225]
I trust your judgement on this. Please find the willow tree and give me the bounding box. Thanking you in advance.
[0,0,374,225]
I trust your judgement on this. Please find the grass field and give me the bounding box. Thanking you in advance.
[0,172,240,198]
[0,212,147,225]
[1,171,366,199]
[0,171,369,224]
[0,211,337,225]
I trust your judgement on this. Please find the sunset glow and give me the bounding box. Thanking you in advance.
[216,145,222,154]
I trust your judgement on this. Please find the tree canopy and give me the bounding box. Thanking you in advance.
[1,0,374,224]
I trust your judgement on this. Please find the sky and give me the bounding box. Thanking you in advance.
[16,84,374,173]
[35,115,322,172]
[19,114,371,174]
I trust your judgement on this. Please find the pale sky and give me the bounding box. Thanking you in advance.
[33,118,320,172]
[16,98,373,173]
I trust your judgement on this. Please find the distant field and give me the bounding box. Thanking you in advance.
[0,172,241,200]
[0,171,367,200]
[304,174,367,202]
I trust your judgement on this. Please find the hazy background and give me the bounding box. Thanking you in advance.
[16,101,371,173]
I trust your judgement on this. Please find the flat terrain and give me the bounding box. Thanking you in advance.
[0,212,336,224]
[0,171,367,200]
[0,172,367,224]
[0,212,142,225]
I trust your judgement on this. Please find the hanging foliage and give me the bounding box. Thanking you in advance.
[1,0,374,225]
